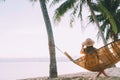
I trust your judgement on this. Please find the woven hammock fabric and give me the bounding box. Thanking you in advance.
[64,39,120,72]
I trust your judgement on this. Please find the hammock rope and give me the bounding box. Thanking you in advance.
[55,46,64,54]
[55,45,75,62]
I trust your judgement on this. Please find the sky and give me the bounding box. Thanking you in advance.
[0,0,103,58]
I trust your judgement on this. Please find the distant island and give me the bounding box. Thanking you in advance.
[0,57,70,62]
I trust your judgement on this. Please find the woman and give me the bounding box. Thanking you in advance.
[80,38,108,77]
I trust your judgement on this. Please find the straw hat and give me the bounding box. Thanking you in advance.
[82,38,95,47]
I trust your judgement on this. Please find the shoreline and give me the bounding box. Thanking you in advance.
[19,67,120,80]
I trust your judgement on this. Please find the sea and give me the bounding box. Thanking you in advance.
[0,58,120,80]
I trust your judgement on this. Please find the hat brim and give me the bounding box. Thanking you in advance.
[82,39,95,46]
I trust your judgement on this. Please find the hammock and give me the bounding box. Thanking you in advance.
[64,39,120,72]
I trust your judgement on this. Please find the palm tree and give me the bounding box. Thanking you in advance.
[39,0,58,78]
[30,0,58,78]
[89,0,120,41]
[51,0,107,45]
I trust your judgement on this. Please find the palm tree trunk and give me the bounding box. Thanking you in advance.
[86,0,107,45]
[39,0,58,78]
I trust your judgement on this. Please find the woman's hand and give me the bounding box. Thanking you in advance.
[64,51,67,54]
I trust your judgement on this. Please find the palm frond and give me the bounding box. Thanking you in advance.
[54,0,76,21]
[101,20,109,31]
[50,0,61,7]
[91,2,100,12]
[88,14,105,23]
[79,0,86,20]
[105,27,111,40]
[98,1,117,34]
[72,2,80,17]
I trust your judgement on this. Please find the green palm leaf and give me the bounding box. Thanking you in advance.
[54,0,76,21]
[98,1,117,34]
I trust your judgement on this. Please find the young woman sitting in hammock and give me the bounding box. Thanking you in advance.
[80,38,108,77]
[64,38,120,77]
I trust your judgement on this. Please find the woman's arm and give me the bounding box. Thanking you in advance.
[80,45,85,54]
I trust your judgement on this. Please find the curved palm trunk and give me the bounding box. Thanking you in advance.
[87,0,107,45]
[39,0,58,78]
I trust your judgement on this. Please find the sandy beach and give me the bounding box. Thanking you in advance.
[19,67,120,80]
